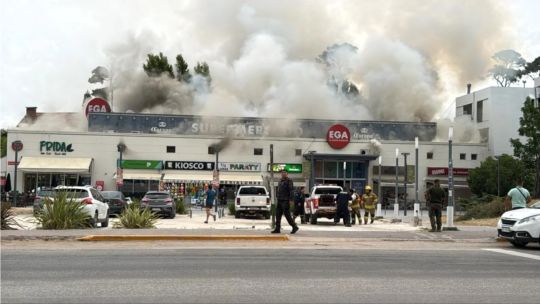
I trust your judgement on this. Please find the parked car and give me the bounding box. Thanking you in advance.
[32,187,55,215]
[51,186,110,228]
[101,191,128,216]
[141,191,176,218]
[304,185,343,225]
[125,197,133,205]
[497,200,540,248]
[235,186,270,219]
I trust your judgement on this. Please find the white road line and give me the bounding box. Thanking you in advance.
[483,248,540,261]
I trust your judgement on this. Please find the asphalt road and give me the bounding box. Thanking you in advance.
[2,243,539,304]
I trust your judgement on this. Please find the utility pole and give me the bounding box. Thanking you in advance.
[270,144,276,229]
[445,127,457,230]
[402,152,410,217]
[414,137,420,222]
[376,156,382,217]
[394,148,399,219]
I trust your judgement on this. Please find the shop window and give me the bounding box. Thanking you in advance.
[37,173,51,188]
[167,146,176,153]
[352,162,366,178]
[463,103,472,116]
[254,148,263,155]
[427,152,433,159]
[314,160,323,177]
[24,173,37,192]
[460,153,466,160]
[149,180,159,191]
[471,154,478,160]
[295,149,302,156]
[323,161,337,178]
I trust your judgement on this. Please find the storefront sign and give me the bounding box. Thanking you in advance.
[164,161,214,171]
[12,140,23,152]
[40,141,74,155]
[327,124,350,149]
[218,162,261,172]
[89,113,437,141]
[85,97,111,117]
[427,167,469,176]
[8,161,19,166]
[95,180,105,191]
[268,163,303,173]
[120,160,163,170]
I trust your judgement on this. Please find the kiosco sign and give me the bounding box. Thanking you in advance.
[165,161,215,171]
[85,98,111,117]
[327,124,350,149]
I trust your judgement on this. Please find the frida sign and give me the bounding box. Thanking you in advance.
[40,141,74,155]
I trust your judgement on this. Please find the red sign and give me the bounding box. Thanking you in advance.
[427,167,469,176]
[95,180,105,191]
[8,161,19,166]
[0,177,6,186]
[327,124,350,149]
[11,140,23,152]
[85,98,111,117]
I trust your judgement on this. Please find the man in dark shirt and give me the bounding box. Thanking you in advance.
[272,170,299,234]
[334,188,352,227]
[292,187,306,224]
[426,179,446,232]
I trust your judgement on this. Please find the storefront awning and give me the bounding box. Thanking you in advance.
[220,173,263,185]
[18,157,93,173]
[162,172,212,183]
[121,170,162,180]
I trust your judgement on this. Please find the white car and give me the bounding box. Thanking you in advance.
[54,186,110,228]
[497,200,540,247]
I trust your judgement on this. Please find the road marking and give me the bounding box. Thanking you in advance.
[483,248,540,261]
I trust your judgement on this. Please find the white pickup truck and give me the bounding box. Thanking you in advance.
[304,185,343,225]
[235,186,271,219]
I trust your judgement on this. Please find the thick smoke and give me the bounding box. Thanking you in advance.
[106,0,512,129]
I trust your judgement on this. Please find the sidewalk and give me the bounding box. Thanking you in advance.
[2,207,497,242]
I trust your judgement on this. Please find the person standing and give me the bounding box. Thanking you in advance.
[272,170,299,234]
[350,189,362,225]
[426,179,445,232]
[361,185,377,224]
[204,184,217,224]
[504,177,532,210]
[292,186,306,224]
[334,187,352,227]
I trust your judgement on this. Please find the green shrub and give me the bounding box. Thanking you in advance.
[457,199,505,221]
[227,202,236,215]
[176,197,187,214]
[115,203,157,229]
[36,192,91,229]
[1,202,17,230]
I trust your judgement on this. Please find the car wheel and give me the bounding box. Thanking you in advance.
[89,212,98,228]
[510,240,529,248]
[235,212,241,219]
[170,211,176,219]
[310,214,317,225]
[264,212,271,220]
[101,211,110,228]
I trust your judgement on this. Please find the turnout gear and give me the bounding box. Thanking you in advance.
[350,193,362,225]
[361,191,378,224]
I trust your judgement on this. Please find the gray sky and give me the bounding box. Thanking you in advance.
[1,0,539,128]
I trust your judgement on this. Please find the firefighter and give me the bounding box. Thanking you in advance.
[334,187,352,227]
[350,189,362,225]
[361,185,377,224]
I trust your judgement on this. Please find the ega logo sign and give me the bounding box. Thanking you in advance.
[85,98,111,117]
[327,124,350,149]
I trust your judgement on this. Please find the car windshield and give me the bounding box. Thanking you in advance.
[145,193,170,199]
[54,189,89,199]
[314,188,342,195]
[101,191,122,199]
[239,187,267,195]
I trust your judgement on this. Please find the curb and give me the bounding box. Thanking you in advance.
[77,235,290,242]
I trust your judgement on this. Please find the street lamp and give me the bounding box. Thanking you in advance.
[445,127,457,230]
[414,137,420,221]
[394,148,399,219]
[376,156,382,217]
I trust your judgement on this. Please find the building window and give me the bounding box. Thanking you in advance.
[295,149,302,156]
[477,100,484,122]
[254,148,263,155]
[471,154,478,160]
[460,153,466,160]
[166,146,175,153]
[208,147,215,154]
[463,104,472,116]
[427,152,433,159]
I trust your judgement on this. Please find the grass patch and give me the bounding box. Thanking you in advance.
[115,203,157,229]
